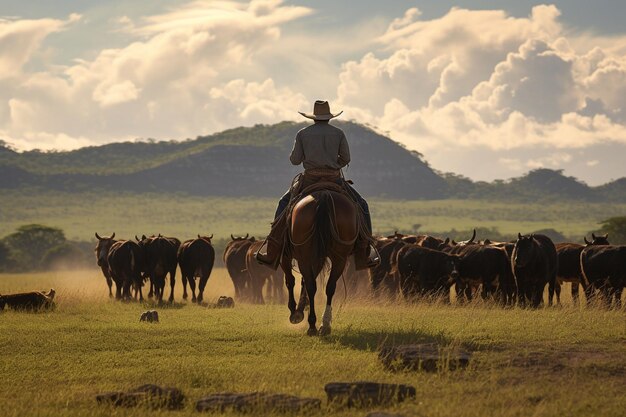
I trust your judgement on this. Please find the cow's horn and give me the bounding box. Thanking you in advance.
[592,233,597,240]
[518,233,522,240]
[209,234,213,240]
[444,237,450,245]
[231,234,235,240]
[469,229,476,243]
[135,235,140,242]
[245,233,249,239]
[111,232,115,239]
[95,232,102,240]
[604,233,609,239]
[198,234,201,239]
[584,236,590,245]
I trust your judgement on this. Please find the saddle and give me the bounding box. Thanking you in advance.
[282,172,372,253]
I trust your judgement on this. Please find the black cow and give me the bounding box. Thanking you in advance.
[94,232,116,297]
[178,235,215,304]
[443,244,516,305]
[107,240,144,301]
[580,245,626,308]
[369,236,410,298]
[223,234,255,300]
[393,245,461,302]
[512,234,558,308]
[141,235,180,303]
[554,233,609,305]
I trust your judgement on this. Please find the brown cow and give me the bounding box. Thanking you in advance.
[223,234,255,300]
[0,289,55,311]
[553,233,609,305]
[416,235,447,250]
[94,232,116,297]
[369,236,408,298]
[178,235,215,303]
[245,240,285,304]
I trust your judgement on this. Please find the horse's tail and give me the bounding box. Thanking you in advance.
[312,191,333,273]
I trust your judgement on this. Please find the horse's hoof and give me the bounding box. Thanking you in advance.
[318,325,331,337]
[192,298,197,304]
[290,311,304,324]
[306,327,318,337]
[182,294,188,300]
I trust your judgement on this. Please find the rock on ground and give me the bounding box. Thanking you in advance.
[324,382,416,408]
[140,310,159,322]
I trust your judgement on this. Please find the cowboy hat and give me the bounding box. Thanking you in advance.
[299,100,343,121]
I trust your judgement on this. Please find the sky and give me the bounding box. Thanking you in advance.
[2,1,626,185]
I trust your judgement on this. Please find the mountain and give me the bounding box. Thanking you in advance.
[0,121,448,199]
[1,121,625,201]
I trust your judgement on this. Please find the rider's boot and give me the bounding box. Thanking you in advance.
[255,215,286,270]
[354,239,380,270]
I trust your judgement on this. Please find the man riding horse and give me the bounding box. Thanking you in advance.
[255,100,378,270]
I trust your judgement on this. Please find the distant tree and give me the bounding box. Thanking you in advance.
[3,224,66,270]
[0,240,15,272]
[598,216,626,245]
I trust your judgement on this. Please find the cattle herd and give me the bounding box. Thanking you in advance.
[93,229,624,309]
[94,233,283,305]
[373,230,623,308]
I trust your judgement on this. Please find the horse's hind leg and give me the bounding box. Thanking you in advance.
[300,268,318,336]
[319,259,346,337]
[283,257,303,324]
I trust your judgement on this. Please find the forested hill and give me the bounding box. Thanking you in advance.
[1,121,625,201]
[0,121,446,199]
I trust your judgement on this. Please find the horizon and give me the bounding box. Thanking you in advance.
[2,119,622,187]
[2,1,626,185]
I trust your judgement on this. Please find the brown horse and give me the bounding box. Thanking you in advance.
[281,190,358,336]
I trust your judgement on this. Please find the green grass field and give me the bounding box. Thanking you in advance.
[1,191,624,241]
[1,269,625,417]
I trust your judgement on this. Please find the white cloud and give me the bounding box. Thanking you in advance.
[0,2,626,184]
[335,5,626,182]
[0,1,311,150]
[0,14,79,79]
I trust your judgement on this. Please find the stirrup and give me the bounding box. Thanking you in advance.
[254,239,281,270]
[367,244,381,267]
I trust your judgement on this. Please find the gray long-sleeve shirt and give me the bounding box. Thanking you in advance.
[289,122,350,170]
